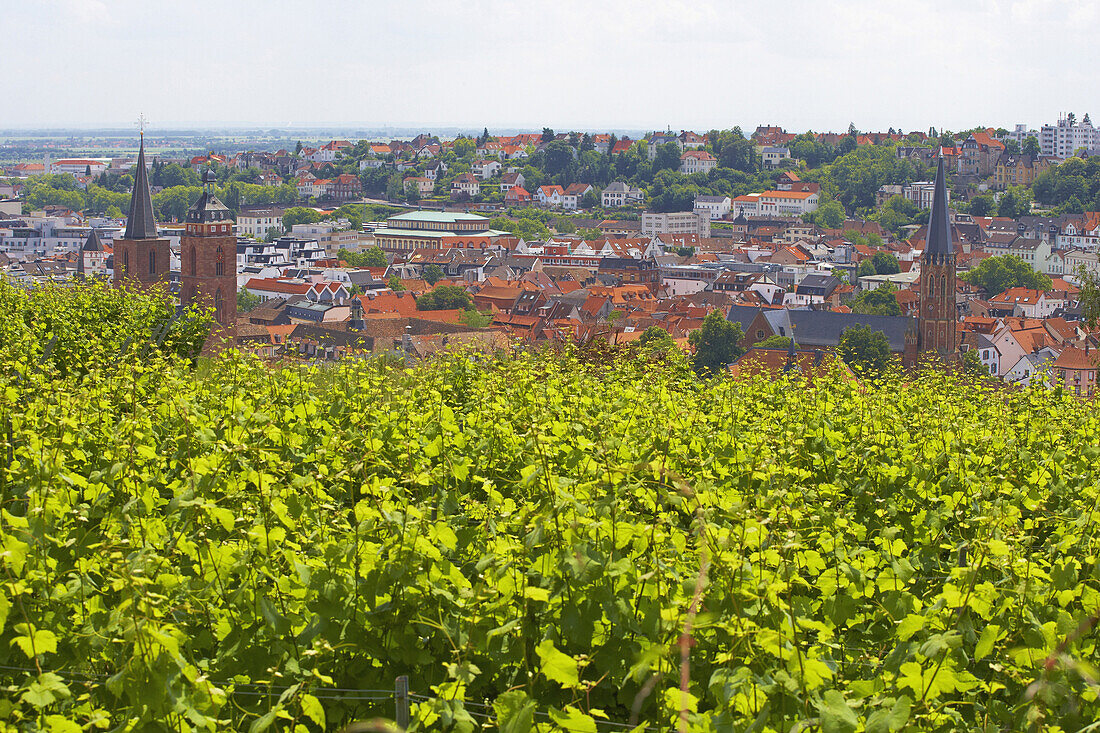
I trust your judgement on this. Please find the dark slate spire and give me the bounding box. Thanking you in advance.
[76,228,104,278]
[123,134,157,239]
[923,156,953,264]
[83,227,105,252]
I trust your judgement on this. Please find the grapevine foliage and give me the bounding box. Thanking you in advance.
[0,284,1098,731]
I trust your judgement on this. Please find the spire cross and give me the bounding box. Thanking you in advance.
[136,113,148,138]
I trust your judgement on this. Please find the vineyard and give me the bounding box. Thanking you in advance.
[1,283,1099,732]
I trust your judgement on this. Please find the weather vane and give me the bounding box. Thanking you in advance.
[136,113,148,138]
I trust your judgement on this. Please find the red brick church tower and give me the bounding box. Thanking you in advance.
[112,132,170,289]
[918,157,958,362]
[180,170,237,346]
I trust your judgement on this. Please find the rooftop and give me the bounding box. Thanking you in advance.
[388,211,489,224]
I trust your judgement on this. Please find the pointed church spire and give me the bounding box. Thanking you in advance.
[77,228,105,278]
[923,156,953,264]
[123,133,158,240]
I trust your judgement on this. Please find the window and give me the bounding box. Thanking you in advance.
[148,250,156,276]
[215,247,225,276]
[121,249,129,273]
[214,288,224,323]
[189,247,197,276]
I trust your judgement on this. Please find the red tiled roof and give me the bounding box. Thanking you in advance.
[1053,346,1097,370]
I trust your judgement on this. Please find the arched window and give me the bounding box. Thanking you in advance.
[121,249,129,274]
[215,246,225,277]
[189,247,197,276]
[148,250,156,276]
[214,288,224,324]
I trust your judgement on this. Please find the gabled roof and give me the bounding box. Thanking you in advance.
[1053,345,1097,370]
[990,287,1044,306]
[246,277,313,295]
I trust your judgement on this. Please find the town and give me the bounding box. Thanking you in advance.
[2,116,1098,394]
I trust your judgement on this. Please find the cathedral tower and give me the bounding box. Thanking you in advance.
[918,157,958,362]
[112,133,170,289]
[180,170,237,344]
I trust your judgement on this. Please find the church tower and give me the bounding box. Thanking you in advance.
[112,132,170,289]
[918,157,958,362]
[180,170,237,344]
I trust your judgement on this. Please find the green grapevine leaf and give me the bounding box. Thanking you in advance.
[536,639,579,688]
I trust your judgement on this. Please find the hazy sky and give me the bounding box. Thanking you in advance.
[4,0,1099,133]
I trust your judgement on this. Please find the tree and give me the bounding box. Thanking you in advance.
[836,324,893,376]
[283,206,321,230]
[417,284,472,311]
[453,137,475,158]
[459,308,492,328]
[825,144,920,211]
[997,186,1032,218]
[490,216,549,241]
[857,259,877,278]
[757,335,795,348]
[962,347,989,378]
[237,287,262,313]
[653,142,682,173]
[850,284,902,316]
[105,205,123,219]
[875,195,920,237]
[578,227,602,241]
[639,326,675,349]
[871,251,900,275]
[1078,266,1100,328]
[542,128,555,143]
[969,194,994,217]
[1003,139,1021,155]
[1023,136,1041,156]
[339,246,387,268]
[423,264,444,286]
[961,254,1052,296]
[388,275,405,292]
[808,199,845,229]
[688,310,744,376]
[712,129,758,172]
[404,182,420,202]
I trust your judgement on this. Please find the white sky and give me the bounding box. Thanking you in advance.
[4,0,1099,133]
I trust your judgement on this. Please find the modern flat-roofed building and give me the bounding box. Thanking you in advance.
[373,211,507,252]
[49,158,110,176]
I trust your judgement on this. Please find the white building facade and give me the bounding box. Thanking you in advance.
[1040,113,1100,158]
